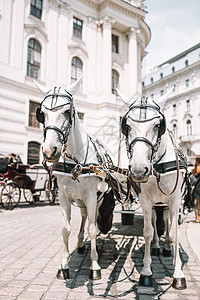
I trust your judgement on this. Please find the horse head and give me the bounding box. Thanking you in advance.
[118,86,174,182]
[34,76,82,162]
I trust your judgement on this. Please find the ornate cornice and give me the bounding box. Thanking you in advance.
[101,16,115,29]
[49,0,70,15]
[24,23,48,40]
[68,44,89,60]
[127,26,140,39]
[87,16,99,30]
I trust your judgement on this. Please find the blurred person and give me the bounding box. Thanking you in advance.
[190,156,200,223]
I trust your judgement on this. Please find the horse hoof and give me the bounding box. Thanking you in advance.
[152,248,160,256]
[139,274,153,286]
[56,268,69,280]
[77,245,85,254]
[163,248,171,257]
[172,278,187,290]
[89,269,101,280]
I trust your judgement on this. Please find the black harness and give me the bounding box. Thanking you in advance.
[36,87,74,144]
[121,97,166,159]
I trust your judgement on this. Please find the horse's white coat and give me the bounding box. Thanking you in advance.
[118,87,186,283]
[35,77,105,275]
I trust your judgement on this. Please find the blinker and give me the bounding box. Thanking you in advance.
[36,106,45,124]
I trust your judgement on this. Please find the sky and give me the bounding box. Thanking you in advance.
[142,0,200,76]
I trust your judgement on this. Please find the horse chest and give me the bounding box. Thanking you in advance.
[57,174,100,201]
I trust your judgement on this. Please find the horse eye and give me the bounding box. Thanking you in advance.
[64,109,70,114]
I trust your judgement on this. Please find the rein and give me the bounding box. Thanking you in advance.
[153,131,180,196]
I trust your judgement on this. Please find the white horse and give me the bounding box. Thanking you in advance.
[34,76,115,280]
[117,87,187,289]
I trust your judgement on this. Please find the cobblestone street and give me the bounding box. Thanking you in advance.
[0,201,200,300]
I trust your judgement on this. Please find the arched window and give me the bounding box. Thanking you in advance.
[186,120,192,136]
[185,59,188,67]
[27,38,41,79]
[172,66,175,73]
[173,124,177,138]
[30,0,43,19]
[27,142,40,165]
[160,73,163,79]
[112,69,119,95]
[71,56,83,83]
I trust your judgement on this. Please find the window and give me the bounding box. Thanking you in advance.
[172,66,175,73]
[186,119,192,136]
[187,149,192,156]
[112,34,119,53]
[186,99,190,111]
[27,142,40,165]
[142,81,145,87]
[160,90,164,96]
[173,103,176,115]
[112,69,119,95]
[186,79,189,87]
[173,124,177,138]
[185,59,188,67]
[77,112,84,121]
[151,77,153,83]
[27,38,41,79]
[30,0,43,19]
[160,73,163,79]
[73,17,83,39]
[71,57,83,85]
[29,101,40,128]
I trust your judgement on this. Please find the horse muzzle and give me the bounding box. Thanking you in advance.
[129,165,150,183]
[42,146,61,163]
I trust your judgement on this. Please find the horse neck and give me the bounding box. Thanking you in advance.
[156,132,176,162]
[66,113,88,162]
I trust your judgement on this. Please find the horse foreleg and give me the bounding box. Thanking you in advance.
[171,212,187,290]
[152,208,160,256]
[139,207,154,286]
[57,202,71,280]
[77,207,87,254]
[87,200,101,280]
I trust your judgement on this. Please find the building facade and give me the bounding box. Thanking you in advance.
[0,0,150,164]
[142,43,200,165]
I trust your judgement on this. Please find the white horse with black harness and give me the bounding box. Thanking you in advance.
[117,86,187,289]
[34,76,118,280]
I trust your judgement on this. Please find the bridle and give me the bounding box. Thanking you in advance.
[36,87,74,145]
[122,97,166,160]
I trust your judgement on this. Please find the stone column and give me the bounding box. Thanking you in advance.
[102,16,114,97]
[128,27,140,99]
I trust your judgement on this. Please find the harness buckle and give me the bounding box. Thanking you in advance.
[71,164,82,181]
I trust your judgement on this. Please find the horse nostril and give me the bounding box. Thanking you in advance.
[144,167,149,175]
[52,147,57,155]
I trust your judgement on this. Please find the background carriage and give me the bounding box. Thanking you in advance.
[0,154,58,210]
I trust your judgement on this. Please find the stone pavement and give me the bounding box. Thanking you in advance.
[0,200,200,300]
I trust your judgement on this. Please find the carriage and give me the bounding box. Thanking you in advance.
[0,154,57,210]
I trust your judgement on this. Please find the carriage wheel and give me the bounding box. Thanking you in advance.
[23,189,34,203]
[1,181,21,210]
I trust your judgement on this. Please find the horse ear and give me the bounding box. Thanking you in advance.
[116,88,130,107]
[33,80,50,95]
[67,75,83,95]
[156,85,175,108]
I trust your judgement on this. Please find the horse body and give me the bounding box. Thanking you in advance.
[118,87,187,289]
[34,77,111,280]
